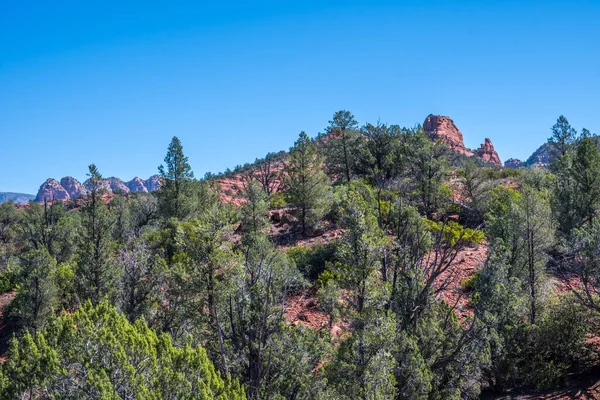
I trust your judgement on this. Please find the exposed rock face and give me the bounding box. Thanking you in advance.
[35,179,70,202]
[105,177,129,194]
[524,143,552,167]
[474,138,502,166]
[35,175,159,203]
[83,178,111,192]
[504,158,523,169]
[144,175,161,192]
[423,115,473,157]
[60,176,87,199]
[423,115,502,166]
[127,177,148,193]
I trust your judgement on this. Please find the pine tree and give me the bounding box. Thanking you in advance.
[516,187,554,324]
[404,129,451,219]
[572,137,600,226]
[285,131,329,236]
[226,181,304,399]
[75,164,118,305]
[322,110,360,184]
[548,115,577,159]
[157,136,195,220]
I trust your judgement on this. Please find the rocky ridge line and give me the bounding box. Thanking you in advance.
[35,175,161,202]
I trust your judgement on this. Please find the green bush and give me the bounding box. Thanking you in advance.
[287,243,337,280]
[269,192,287,208]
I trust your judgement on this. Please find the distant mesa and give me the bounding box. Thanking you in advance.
[35,175,161,202]
[423,115,502,166]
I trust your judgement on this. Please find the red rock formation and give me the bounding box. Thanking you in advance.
[60,176,87,199]
[144,175,161,192]
[35,175,160,203]
[104,177,130,194]
[35,179,70,202]
[474,138,502,166]
[127,177,148,193]
[423,115,473,157]
[423,115,502,166]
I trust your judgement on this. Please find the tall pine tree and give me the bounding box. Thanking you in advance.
[157,136,195,220]
[285,131,329,236]
[75,164,118,305]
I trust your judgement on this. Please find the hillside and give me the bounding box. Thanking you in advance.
[0,192,35,204]
[1,113,598,400]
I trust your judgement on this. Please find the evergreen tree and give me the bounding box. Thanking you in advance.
[458,158,492,225]
[515,187,553,324]
[326,184,397,400]
[75,164,118,306]
[226,181,304,399]
[13,248,58,332]
[404,129,451,219]
[322,110,360,184]
[548,115,577,159]
[571,137,600,226]
[354,122,401,187]
[285,131,330,236]
[157,136,195,220]
[0,301,246,399]
[22,200,78,264]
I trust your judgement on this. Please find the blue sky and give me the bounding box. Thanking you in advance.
[1,1,598,193]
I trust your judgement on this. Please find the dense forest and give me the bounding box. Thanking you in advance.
[0,112,599,399]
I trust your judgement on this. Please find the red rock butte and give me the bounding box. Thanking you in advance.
[423,115,502,166]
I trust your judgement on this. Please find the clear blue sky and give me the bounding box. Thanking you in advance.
[1,0,598,193]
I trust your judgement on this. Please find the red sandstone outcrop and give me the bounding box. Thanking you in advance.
[60,176,87,199]
[424,115,473,157]
[35,175,161,202]
[104,177,129,194]
[127,177,148,193]
[35,179,70,202]
[423,115,502,166]
[474,138,501,166]
[144,175,161,192]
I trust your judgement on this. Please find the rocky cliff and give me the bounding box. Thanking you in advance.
[35,175,161,202]
[423,115,502,166]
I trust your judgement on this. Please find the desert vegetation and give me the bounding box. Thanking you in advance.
[0,112,599,399]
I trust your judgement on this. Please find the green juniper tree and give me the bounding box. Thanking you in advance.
[13,248,58,332]
[0,301,246,399]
